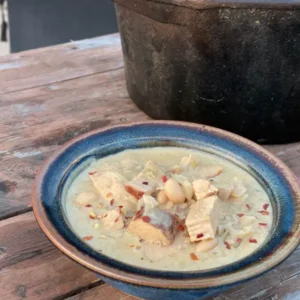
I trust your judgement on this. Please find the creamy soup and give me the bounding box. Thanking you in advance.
[64,147,272,271]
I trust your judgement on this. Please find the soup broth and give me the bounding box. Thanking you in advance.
[64,147,272,271]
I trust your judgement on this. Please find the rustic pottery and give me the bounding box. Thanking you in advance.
[33,121,300,300]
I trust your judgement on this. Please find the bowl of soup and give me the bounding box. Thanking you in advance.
[32,121,300,300]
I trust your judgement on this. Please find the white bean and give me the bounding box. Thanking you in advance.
[75,192,98,206]
[157,190,169,204]
[195,238,219,253]
[164,178,186,204]
[182,181,194,200]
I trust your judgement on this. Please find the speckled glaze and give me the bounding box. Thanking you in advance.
[32,121,300,300]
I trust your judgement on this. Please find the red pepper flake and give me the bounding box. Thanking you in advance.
[106,193,112,198]
[236,238,242,244]
[118,205,123,209]
[104,214,108,218]
[142,181,149,185]
[196,233,204,239]
[258,210,270,216]
[125,216,132,220]
[224,241,231,249]
[190,253,199,261]
[246,204,251,210]
[134,206,145,220]
[89,212,96,219]
[178,224,185,231]
[125,185,144,200]
[88,171,97,176]
[85,204,92,208]
[114,215,120,223]
[142,216,151,223]
[263,203,269,210]
[237,213,244,217]
[83,236,93,241]
[249,238,258,243]
[259,223,268,227]
[162,175,168,183]
[110,199,115,206]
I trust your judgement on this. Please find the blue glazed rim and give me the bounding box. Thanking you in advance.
[32,121,300,289]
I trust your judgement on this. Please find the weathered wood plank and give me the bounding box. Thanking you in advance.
[66,283,227,300]
[265,143,300,179]
[0,212,99,300]
[66,284,134,300]
[0,34,123,94]
[220,248,300,300]
[66,247,300,300]
[259,273,300,300]
[0,68,149,219]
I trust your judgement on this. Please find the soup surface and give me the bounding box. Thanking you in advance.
[64,147,272,271]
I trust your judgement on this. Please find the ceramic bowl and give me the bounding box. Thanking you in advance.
[32,121,300,300]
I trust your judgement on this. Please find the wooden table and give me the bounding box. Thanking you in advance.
[0,33,300,300]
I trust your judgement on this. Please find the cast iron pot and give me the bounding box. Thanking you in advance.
[114,0,300,144]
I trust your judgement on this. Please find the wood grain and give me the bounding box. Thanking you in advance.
[0,67,149,219]
[0,34,123,94]
[0,212,100,300]
[66,246,300,300]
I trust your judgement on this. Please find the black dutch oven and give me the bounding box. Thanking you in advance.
[114,0,300,143]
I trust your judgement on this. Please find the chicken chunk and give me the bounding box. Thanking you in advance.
[218,184,234,201]
[127,196,178,246]
[143,232,188,261]
[102,209,124,231]
[125,180,157,200]
[171,155,197,174]
[231,177,247,198]
[134,161,165,182]
[185,195,221,242]
[192,179,218,201]
[89,171,137,212]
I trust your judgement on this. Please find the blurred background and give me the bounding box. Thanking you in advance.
[0,0,119,55]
